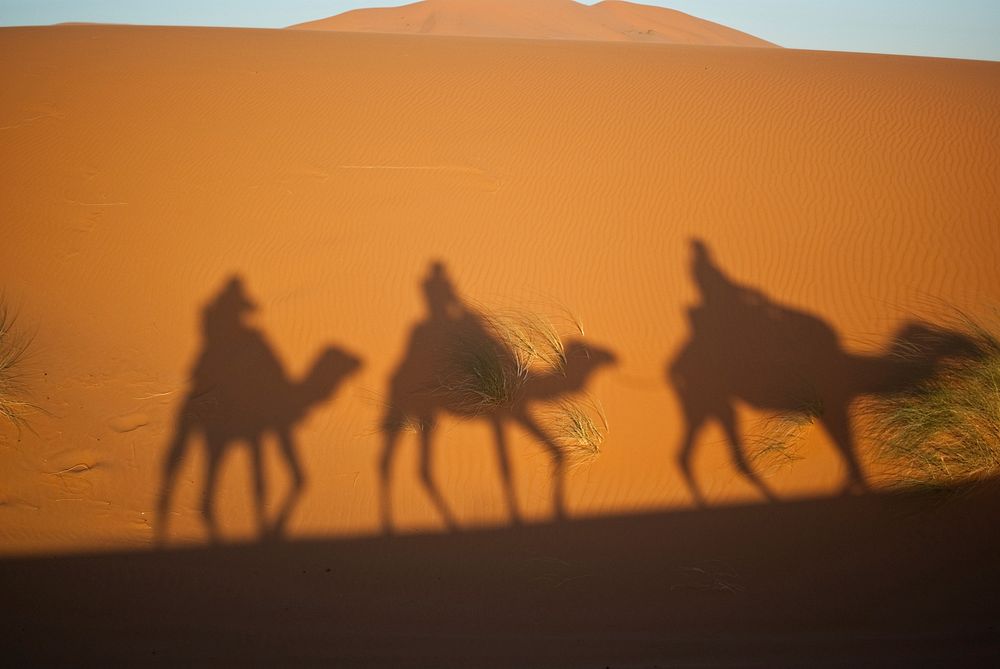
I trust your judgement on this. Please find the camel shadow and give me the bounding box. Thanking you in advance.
[667,239,979,506]
[156,276,362,544]
[379,261,617,533]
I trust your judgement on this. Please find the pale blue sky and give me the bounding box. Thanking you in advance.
[1,1,998,62]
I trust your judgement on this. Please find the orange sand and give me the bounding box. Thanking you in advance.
[290,0,777,47]
[1,24,999,557]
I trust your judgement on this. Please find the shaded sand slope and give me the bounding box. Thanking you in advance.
[289,0,777,46]
[0,25,999,555]
[3,482,999,665]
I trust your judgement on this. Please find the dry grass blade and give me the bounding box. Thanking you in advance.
[0,301,34,428]
[542,397,608,467]
[747,399,821,476]
[488,309,566,374]
[864,312,1000,489]
[435,306,569,413]
[670,561,744,594]
[438,333,527,412]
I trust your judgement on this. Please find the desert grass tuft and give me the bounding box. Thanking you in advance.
[748,399,822,476]
[439,331,528,413]
[0,301,33,428]
[374,400,429,435]
[864,312,1000,488]
[487,309,567,374]
[436,306,570,413]
[542,397,608,467]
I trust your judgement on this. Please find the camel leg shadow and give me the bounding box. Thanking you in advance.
[819,402,869,495]
[676,406,778,506]
[718,404,778,503]
[513,411,567,522]
[378,425,402,534]
[677,414,708,508]
[418,421,459,531]
[379,416,458,533]
[270,429,306,539]
[491,417,522,525]
[155,410,195,546]
[249,437,268,538]
[200,446,224,543]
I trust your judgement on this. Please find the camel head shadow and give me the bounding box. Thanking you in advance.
[379,262,617,533]
[667,239,979,507]
[289,346,363,420]
[521,340,617,404]
[156,276,362,545]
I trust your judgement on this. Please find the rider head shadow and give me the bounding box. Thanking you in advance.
[668,239,979,507]
[378,261,617,533]
[156,276,362,544]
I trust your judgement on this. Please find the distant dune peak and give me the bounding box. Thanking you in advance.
[288,0,777,47]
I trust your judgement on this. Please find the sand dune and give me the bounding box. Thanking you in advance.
[289,0,777,46]
[0,24,999,558]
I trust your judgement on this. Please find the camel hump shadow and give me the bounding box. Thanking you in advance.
[156,276,362,544]
[668,239,978,507]
[379,261,617,533]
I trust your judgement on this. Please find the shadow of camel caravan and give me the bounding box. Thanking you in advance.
[379,261,617,532]
[668,239,980,506]
[156,276,362,544]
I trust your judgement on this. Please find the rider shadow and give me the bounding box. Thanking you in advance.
[378,261,617,533]
[667,239,979,506]
[156,276,362,544]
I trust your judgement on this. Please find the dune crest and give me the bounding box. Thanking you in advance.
[288,0,777,46]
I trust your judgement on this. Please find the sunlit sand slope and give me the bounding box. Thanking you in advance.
[0,25,998,554]
[289,0,776,46]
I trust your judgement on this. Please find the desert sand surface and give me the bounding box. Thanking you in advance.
[1,18,999,665]
[289,0,776,46]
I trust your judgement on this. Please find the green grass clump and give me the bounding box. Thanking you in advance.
[0,302,33,428]
[542,398,608,467]
[866,316,1000,488]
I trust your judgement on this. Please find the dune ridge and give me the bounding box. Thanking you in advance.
[288,0,777,46]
